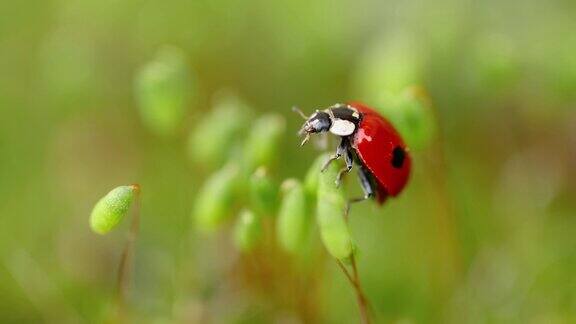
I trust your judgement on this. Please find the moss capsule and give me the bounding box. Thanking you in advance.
[135,46,192,137]
[317,163,354,260]
[277,179,309,254]
[90,185,138,235]
[249,167,278,217]
[192,164,241,232]
[233,209,262,252]
[243,114,286,172]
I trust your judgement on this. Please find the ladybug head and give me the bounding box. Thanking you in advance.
[296,110,332,146]
[302,111,331,134]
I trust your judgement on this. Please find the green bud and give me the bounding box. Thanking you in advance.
[377,87,437,150]
[192,164,241,232]
[354,34,423,101]
[135,46,192,137]
[317,162,354,260]
[243,114,286,172]
[277,179,309,253]
[90,185,139,235]
[303,154,329,203]
[471,33,520,93]
[249,167,278,217]
[188,93,251,167]
[233,209,262,252]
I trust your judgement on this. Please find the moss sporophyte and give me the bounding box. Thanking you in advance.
[90,184,141,319]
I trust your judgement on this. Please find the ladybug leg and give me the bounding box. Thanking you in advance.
[344,168,374,220]
[335,148,353,187]
[321,155,339,172]
[355,167,375,201]
[321,138,348,172]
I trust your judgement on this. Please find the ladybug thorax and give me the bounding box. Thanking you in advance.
[326,104,362,137]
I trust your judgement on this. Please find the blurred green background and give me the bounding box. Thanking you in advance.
[1,0,575,323]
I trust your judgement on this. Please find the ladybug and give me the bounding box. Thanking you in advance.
[295,102,411,204]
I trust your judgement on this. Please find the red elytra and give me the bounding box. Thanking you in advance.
[348,102,411,204]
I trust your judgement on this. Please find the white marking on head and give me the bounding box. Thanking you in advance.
[329,118,356,136]
[310,119,322,128]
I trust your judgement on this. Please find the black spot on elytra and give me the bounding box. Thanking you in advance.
[391,146,405,168]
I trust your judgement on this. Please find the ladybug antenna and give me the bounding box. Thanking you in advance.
[292,106,308,120]
[300,133,311,146]
[297,123,311,146]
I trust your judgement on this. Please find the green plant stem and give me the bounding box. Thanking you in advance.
[337,256,371,324]
[115,184,141,317]
[351,255,371,324]
[338,201,371,324]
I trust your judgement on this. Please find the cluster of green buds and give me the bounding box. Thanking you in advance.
[184,93,286,253]
[189,110,355,261]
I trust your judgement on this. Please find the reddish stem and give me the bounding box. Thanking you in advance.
[115,185,141,318]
